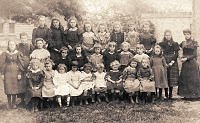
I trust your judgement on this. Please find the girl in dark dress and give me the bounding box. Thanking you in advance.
[139,23,156,56]
[159,30,180,99]
[103,42,120,72]
[68,44,88,71]
[49,18,65,64]
[25,59,45,112]
[64,17,81,49]
[110,22,124,50]
[178,29,200,99]
[0,41,28,109]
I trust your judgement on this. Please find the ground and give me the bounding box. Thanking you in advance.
[0,78,200,123]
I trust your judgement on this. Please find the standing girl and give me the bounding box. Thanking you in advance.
[42,59,55,107]
[123,59,140,104]
[25,59,45,112]
[65,16,81,49]
[150,45,168,100]
[96,23,110,50]
[159,30,180,99]
[0,41,28,109]
[103,42,120,72]
[137,59,155,103]
[81,21,97,52]
[178,29,200,99]
[119,42,134,71]
[110,22,124,50]
[53,64,71,107]
[105,60,123,102]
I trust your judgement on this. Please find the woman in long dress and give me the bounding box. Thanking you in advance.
[178,29,200,99]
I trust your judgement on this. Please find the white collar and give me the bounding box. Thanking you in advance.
[69,27,78,31]
[30,69,41,73]
[6,50,18,55]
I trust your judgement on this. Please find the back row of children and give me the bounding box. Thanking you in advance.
[0,15,180,111]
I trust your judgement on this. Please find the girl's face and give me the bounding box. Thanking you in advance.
[122,44,129,51]
[36,40,44,49]
[111,64,119,70]
[154,48,161,55]
[143,25,150,32]
[61,50,68,57]
[184,33,191,40]
[141,60,149,68]
[99,25,105,33]
[85,24,92,32]
[164,32,172,41]
[69,19,77,28]
[114,24,120,32]
[72,66,78,72]
[76,46,82,54]
[95,47,101,54]
[109,45,115,52]
[45,63,52,71]
[130,61,137,68]
[58,67,66,74]
[84,67,91,74]
[129,25,134,31]
[32,63,39,70]
[53,20,60,28]
[20,35,28,44]
[137,47,144,55]
[8,41,16,52]
[97,67,104,73]
[38,17,45,27]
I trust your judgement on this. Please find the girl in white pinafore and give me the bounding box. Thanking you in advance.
[53,64,70,107]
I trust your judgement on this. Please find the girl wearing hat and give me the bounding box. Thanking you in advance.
[79,63,96,105]
[178,29,200,99]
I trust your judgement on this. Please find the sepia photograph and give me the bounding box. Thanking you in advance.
[0,0,199,122]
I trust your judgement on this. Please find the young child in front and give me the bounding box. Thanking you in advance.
[150,45,168,100]
[119,42,134,71]
[123,58,140,104]
[42,59,55,108]
[88,43,103,72]
[137,58,155,103]
[103,42,120,72]
[94,63,108,103]
[25,59,45,112]
[67,62,83,106]
[53,64,71,107]
[105,60,123,102]
[110,22,124,50]
[80,63,96,105]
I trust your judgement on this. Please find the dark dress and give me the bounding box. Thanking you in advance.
[68,51,88,70]
[0,50,29,95]
[103,51,120,71]
[49,26,65,63]
[25,70,45,104]
[159,40,180,87]
[64,28,81,48]
[178,39,200,98]
[110,32,124,50]
[32,25,52,46]
[139,32,156,56]
[106,70,123,90]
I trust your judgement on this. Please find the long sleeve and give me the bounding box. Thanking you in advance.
[172,42,180,61]
[0,52,6,74]
[32,28,37,46]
